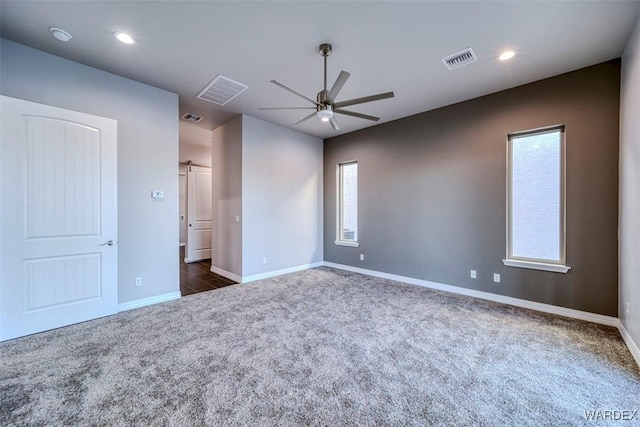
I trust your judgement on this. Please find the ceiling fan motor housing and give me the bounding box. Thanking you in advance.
[317,89,329,106]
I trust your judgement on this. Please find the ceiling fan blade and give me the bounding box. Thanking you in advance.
[327,71,350,103]
[329,116,340,131]
[333,91,395,109]
[259,107,316,110]
[334,109,380,122]
[270,80,319,106]
[291,112,317,127]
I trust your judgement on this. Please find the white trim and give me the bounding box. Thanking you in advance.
[506,126,567,268]
[179,242,185,247]
[337,161,358,245]
[334,240,360,247]
[210,266,242,283]
[242,262,324,284]
[502,259,571,273]
[323,262,618,327]
[118,292,181,312]
[618,322,640,368]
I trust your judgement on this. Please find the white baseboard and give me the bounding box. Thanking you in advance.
[323,262,619,327]
[210,266,242,283]
[241,262,325,284]
[118,291,181,312]
[618,322,640,368]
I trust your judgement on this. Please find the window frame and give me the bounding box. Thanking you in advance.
[502,125,571,273]
[335,160,359,247]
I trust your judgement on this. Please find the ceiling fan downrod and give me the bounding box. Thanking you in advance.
[318,43,332,106]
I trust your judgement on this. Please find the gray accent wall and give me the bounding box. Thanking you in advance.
[211,116,243,277]
[620,18,640,349]
[324,60,620,316]
[1,39,180,304]
[242,116,323,277]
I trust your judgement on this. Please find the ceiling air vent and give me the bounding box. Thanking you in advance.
[197,75,248,106]
[181,113,203,123]
[442,47,478,71]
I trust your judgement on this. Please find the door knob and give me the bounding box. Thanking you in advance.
[189,224,192,227]
[99,240,115,246]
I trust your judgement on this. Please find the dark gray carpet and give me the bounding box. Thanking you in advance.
[1,267,639,426]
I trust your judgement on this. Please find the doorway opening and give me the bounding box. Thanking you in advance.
[179,161,235,296]
[179,246,235,296]
[179,120,238,296]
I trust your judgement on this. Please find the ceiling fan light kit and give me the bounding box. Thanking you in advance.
[316,106,333,122]
[260,43,394,131]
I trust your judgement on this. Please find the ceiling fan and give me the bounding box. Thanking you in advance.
[260,43,394,131]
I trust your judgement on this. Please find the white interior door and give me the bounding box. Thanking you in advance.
[0,96,118,341]
[186,165,212,262]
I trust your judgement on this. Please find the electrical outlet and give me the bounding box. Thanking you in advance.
[135,277,142,287]
[262,257,267,265]
[151,190,164,199]
[493,273,501,283]
[235,215,240,223]
[626,303,630,316]
[470,270,477,279]
[360,254,364,261]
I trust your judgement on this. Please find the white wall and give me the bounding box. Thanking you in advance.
[180,143,212,168]
[179,120,212,168]
[0,39,179,304]
[211,116,243,277]
[620,16,640,350]
[242,116,323,277]
[180,119,212,149]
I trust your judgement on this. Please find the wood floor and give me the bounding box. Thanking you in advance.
[180,247,236,296]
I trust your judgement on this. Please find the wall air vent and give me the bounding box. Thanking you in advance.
[181,113,203,123]
[197,75,249,106]
[442,47,478,71]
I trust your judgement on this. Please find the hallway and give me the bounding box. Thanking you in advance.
[180,247,236,296]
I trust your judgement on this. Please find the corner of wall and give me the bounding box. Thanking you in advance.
[240,116,324,277]
[211,116,243,277]
[619,11,640,360]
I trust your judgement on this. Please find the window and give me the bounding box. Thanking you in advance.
[336,161,359,247]
[503,126,570,273]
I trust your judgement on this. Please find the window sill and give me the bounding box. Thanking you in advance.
[334,240,359,248]
[502,259,571,273]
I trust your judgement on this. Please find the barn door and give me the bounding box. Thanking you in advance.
[186,165,212,262]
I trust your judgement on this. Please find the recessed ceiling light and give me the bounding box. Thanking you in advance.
[114,32,135,45]
[499,50,516,61]
[50,27,72,42]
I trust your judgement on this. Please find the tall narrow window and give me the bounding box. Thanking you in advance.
[336,161,359,247]
[504,126,570,273]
